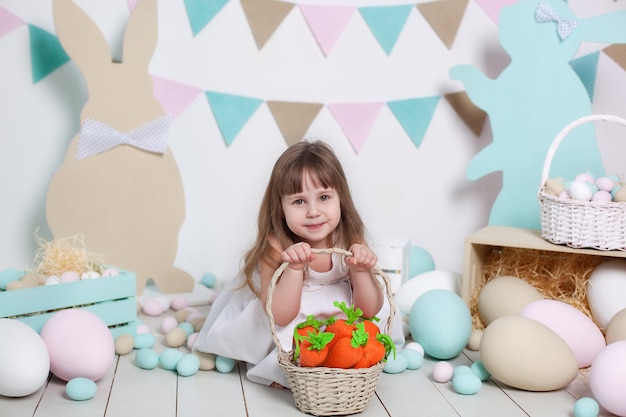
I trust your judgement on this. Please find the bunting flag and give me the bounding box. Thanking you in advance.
[417,0,468,50]
[205,91,263,146]
[28,24,70,83]
[298,4,356,57]
[184,0,228,37]
[474,0,519,24]
[0,7,24,36]
[152,76,204,119]
[603,44,626,71]
[327,102,384,153]
[267,101,324,146]
[388,96,441,147]
[444,91,487,136]
[570,52,600,102]
[359,5,413,55]
[240,0,295,49]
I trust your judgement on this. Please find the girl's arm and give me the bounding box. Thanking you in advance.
[347,244,384,318]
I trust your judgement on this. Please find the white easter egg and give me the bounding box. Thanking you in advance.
[395,270,461,316]
[480,315,578,391]
[0,319,50,397]
[587,260,626,330]
[520,299,605,368]
[569,181,593,201]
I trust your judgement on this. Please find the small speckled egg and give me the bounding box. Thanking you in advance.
[400,349,423,370]
[452,372,481,395]
[134,333,155,349]
[215,356,236,373]
[383,353,408,374]
[66,377,97,401]
[159,348,184,371]
[165,327,188,348]
[135,349,159,370]
[432,361,454,383]
[573,397,600,417]
[114,333,135,355]
[177,354,200,377]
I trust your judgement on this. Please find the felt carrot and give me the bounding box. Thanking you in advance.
[353,333,396,369]
[361,317,381,339]
[292,314,322,351]
[324,302,363,350]
[324,322,369,369]
[297,331,335,367]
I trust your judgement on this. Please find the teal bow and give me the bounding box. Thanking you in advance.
[535,1,578,40]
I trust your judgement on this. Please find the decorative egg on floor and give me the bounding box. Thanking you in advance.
[432,361,454,383]
[409,289,471,360]
[0,319,50,397]
[606,308,626,344]
[480,315,578,391]
[135,349,159,370]
[40,309,114,382]
[520,299,605,368]
[215,356,236,373]
[478,275,543,326]
[114,333,135,355]
[573,397,600,417]
[589,340,626,417]
[160,348,184,371]
[452,371,481,395]
[587,260,626,329]
[176,354,200,377]
[66,377,97,401]
[395,270,461,316]
[383,353,408,374]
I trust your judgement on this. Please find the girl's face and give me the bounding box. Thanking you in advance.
[281,171,341,249]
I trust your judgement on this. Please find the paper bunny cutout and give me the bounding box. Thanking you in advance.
[450,0,626,229]
[46,0,195,295]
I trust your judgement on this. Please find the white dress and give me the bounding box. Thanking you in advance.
[192,252,404,387]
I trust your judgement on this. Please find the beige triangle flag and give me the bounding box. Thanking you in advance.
[267,101,324,146]
[417,0,468,50]
[240,0,295,49]
[603,44,626,72]
[444,91,487,136]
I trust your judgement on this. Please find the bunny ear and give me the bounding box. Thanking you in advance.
[53,0,111,77]
[577,10,626,44]
[121,0,158,68]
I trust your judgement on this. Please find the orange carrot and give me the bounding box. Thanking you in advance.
[361,318,381,339]
[324,323,369,369]
[298,331,334,367]
[292,315,322,351]
[324,302,363,351]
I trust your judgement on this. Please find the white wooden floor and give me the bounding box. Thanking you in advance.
[1,304,615,417]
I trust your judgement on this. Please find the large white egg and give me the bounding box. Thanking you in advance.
[520,299,605,368]
[477,275,543,326]
[0,319,50,397]
[480,315,578,391]
[395,270,461,316]
[587,260,626,330]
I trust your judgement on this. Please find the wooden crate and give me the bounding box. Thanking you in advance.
[462,226,626,304]
[0,268,137,338]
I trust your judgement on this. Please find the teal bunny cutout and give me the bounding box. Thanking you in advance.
[450,0,626,228]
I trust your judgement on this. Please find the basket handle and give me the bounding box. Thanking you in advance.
[265,247,395,354]
[540,114,626,188]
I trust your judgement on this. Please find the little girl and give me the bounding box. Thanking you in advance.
[193,140,404,387]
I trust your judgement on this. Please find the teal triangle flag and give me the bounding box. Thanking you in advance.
[184,0,229,36]
[205,91,263,146]
[570,51,600,102]
[358,5,413,55]
[28,24,69,83]
[388,96,440,147]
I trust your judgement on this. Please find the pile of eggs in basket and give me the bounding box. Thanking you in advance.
[546,173,626,202]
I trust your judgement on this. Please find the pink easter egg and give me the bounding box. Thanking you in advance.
[170,296,189,311]
[60,271,80,283]
[595,177,615,192]
[432,361,454,383]
[520,299,605,368]
[40,309,114,382]
[589,340,626,416]
[592,190,612,203]
[160,316,178,334]
[142,298,165,316]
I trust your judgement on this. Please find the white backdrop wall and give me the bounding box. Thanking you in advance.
[1,0,626,285]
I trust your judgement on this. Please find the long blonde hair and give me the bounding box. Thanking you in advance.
[243,140,367,297]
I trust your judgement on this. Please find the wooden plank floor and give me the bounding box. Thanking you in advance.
[0,305,615,417]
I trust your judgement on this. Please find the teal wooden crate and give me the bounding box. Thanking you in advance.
[0,268,137,338]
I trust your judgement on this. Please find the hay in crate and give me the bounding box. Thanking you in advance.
[32,233,104,276]
[469,246,615,330]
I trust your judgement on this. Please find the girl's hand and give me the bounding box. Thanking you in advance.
[281,242,314,270]
[346,244,377,272]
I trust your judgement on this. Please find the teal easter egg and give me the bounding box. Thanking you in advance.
[409,246,435,277]
[471,360,491,381]
[201,273,217,288]
[383,353,408,374]
[409,289,472,360]
[178,322,195,337]
[452,372,481,395]
[400,349,423,370]
[135,349,159,370]
[134,333,155,349]
[176,354,200,377]
[574,397,599,417]
[159,348,184,371]
[215,356,236,373]
[0,268,24,290]
[66,377,97,401]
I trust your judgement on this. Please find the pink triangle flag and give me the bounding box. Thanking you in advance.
[473,0,518,24]
[0,7,25,37]
[152,76,204,119]
[327,102,384,153]
[298,4,356,57]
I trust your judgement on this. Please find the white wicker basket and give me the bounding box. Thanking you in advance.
[539,114,626,251]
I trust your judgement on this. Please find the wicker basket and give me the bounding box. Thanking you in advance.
[265,247,395,416]
[539,114,626,251]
